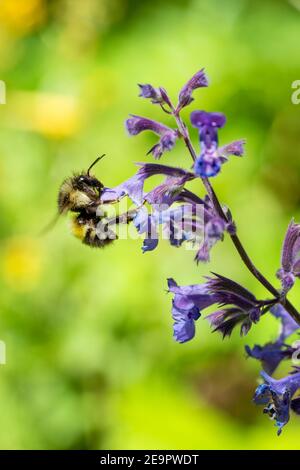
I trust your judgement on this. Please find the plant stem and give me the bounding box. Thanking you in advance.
[174,113,300,325]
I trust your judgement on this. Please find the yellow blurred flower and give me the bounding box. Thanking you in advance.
[7,91,81,139]
[2,237,43,291]
[0,0,46,36]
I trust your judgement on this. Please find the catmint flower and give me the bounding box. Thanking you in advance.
[191,110,226,177]
[191,110,226,142]
[138,191,224,260]
[100,162,193,207]
[138,83,172,110]
[167,274,270,342]
[136,162,194,181]
[126,114,171,136]
[144,172,195,208]
[194,197,235,263]
[145,177,189,207]
[167,278,217,343]
[138,84,163,104]
[195,217,226,263]
[125,115,179,159]
[135,163,195,207]
[246,303,299,375]
[164,209,189,247]
[159,87,173,109]
[100,180,142,206]
[253,370,300,435]
[277,220,300,295]
[132,177,233,263]
[135,204,201,253]
[176,69,209,113]
[134,206,159,253]
[271,303,299,343]
[245,343,296,376]
[99,170,150,205]
[205,274,267,337]
[218,139,246,158]
[191,111,245,178]
[106,162,204,255]
[161,204,205,247]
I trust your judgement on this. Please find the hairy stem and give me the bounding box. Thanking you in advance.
[174,113,300,325]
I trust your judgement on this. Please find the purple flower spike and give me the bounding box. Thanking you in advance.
[176,69,209,112]
[277,220,300,295]
[126,115,179,160]
[254,370,300,435]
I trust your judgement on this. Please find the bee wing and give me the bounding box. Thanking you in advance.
[39,213,61,236]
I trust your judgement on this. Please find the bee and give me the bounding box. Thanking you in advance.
[58,155,105,215]
[56,155,137,248]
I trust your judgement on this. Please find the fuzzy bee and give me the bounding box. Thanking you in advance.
[56,156,136,248]
[58,155,105,216]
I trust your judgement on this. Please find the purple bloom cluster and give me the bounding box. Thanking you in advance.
[76,68,300,435]
[168,274,273,343]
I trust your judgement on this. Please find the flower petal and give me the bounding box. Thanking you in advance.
[173,318,196,343]
[270,304,299,343]
[125,115,172,136]
[219,139,246,157]
[177,69,209,111]
[138,84,163,104]
[190,110,226,129]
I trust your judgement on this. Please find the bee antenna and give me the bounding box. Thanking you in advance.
[87,154,106,175]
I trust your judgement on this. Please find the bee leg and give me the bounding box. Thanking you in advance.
[106,209,138,226]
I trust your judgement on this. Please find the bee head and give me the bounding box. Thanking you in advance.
[73,155,105,191]
[58,155,105,214]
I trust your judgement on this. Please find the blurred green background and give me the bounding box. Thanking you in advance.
[0,0,299,450]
